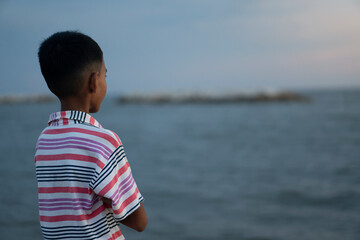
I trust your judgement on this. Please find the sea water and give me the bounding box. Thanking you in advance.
[0,89,359,240]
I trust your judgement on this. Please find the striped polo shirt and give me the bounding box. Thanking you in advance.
[34,111,143,240]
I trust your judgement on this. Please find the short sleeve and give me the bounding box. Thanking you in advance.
[89,145,144,221]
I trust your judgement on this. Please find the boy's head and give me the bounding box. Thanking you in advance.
[38,31,105,102]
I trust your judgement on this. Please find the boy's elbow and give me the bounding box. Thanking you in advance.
[134,223,147,232]
[134,215,148,232]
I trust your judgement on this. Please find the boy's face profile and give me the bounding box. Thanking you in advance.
[89,58,107,113]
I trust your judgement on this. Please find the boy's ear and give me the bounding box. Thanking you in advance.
[88,72,99,93]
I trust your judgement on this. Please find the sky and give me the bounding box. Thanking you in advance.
[0,0,359,95]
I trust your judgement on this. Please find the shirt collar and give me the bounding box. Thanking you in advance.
[48,110,103,128]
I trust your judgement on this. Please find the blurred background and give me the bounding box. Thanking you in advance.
[0,0,359,239]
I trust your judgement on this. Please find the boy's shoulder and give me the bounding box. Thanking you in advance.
[97,126,123,148]
[40,121,123,150]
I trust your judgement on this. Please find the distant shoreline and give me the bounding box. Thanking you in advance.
[0,95,55,104]
[0,91,311,105]
[117,91,310,104]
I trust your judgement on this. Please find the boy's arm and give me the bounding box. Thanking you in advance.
[120,203,148,232]
[101,198,148,232]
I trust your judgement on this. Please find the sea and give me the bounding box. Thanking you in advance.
[0,89,359,240]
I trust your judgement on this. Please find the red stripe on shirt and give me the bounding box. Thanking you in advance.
[113,188,139,215]
[60,112,68,125]
[90,116,95,126]
[98,162,130,196]
[35,154,105,168]
[40,204,105,222]
[38,187,89,194]
[108,229,123,240]
[44,128,119,148]
[109,130,122,145]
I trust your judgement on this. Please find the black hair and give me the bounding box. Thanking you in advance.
[38,31,103,98]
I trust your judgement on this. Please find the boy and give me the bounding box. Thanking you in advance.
[35,31,148,240]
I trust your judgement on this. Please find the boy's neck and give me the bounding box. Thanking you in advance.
[60,95,91,113]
